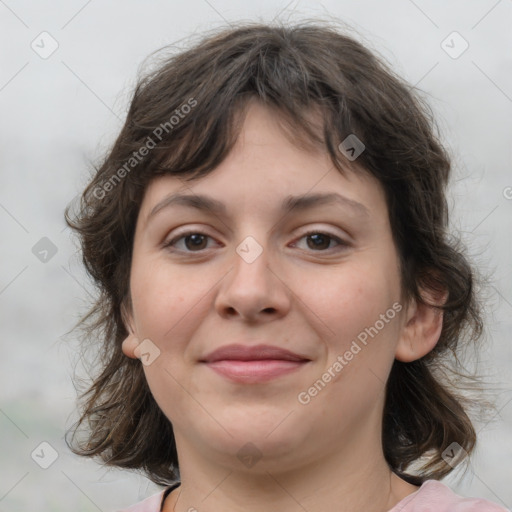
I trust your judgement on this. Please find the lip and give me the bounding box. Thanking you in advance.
[200,344,310,383]
[201,344,308,363]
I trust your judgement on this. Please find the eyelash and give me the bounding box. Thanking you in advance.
[163,229,349,254]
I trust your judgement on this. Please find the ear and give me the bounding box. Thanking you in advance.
[120,300,140,360]
[395,286,448,363]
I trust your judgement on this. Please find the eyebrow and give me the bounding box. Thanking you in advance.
[147,191,370,222]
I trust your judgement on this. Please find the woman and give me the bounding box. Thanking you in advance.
[65,22,509,512]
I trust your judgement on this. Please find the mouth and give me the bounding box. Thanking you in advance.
[200,344,310,383]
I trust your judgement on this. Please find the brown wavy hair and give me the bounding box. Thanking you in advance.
[65,21,484,487]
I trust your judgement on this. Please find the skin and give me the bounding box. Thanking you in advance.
[122,100,444,512]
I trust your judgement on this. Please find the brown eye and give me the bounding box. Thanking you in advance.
[183,234,208,251]
[292,231,349,252]
[306,233,332,250]
[164,232,215,252]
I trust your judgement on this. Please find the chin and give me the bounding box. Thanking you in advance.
[201,414,306,462]
[207,432,307,474]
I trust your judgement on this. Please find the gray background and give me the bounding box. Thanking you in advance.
[0,1,511,510]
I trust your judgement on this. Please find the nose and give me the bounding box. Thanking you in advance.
[214,240,291,323]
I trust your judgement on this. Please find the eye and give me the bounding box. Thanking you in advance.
[163,229,349,254]
[291,231,348,252]
[163,231,219,253]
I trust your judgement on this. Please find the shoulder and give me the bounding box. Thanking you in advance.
[391,480,510,512]
[115,490,166,512]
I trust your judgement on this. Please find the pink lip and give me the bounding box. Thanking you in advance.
[201,344,310,383]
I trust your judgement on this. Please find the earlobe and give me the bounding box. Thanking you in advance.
[122,333,141,359]
[395,290,446,363]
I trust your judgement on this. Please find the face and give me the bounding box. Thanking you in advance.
[124,101,411,472]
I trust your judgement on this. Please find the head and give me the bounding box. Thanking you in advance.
[66,21,483,486]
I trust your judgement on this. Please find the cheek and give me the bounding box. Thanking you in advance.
[129,261,211,424]
[129,258,206,344]
[298,260,401,343]
[298,266,402,424]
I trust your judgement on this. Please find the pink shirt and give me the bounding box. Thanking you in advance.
[117,480,510,512]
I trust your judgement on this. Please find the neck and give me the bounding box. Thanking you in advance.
[163,428,419,512]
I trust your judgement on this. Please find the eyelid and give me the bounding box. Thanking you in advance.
[292,222,352,242]
[294,225,349,239]
[165,223,350,242]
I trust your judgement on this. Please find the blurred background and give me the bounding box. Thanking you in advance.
[0,1,511,510]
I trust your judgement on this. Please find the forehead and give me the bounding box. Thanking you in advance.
[138,102,387,223]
